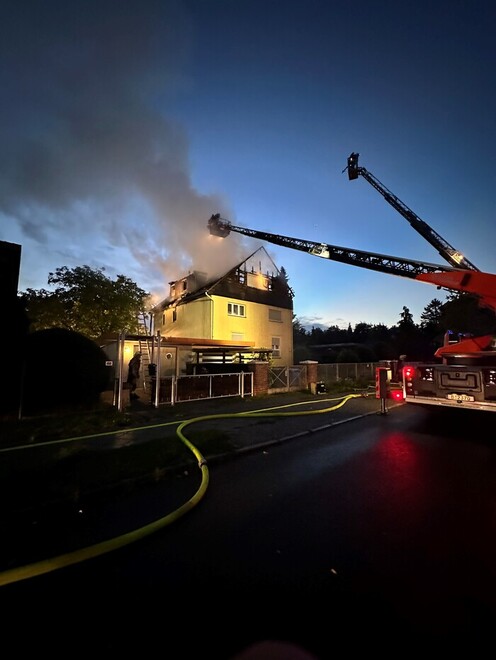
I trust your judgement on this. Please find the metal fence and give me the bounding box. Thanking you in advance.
[153,372,254,406]
[268,362,382,394]
[113,361,388,410]
[317,362,382,383]
[268,365,308,392]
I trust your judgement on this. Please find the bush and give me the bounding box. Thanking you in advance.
[21,328,109,415]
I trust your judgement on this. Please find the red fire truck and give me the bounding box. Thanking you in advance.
[208,153,496,412]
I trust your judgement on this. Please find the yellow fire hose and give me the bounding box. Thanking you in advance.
[0,393,366,586]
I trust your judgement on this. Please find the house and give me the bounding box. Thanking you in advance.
[151,246,294,374]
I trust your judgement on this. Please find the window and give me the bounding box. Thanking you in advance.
[269,308,282,322]
[271,337,281,357]
[172,309,177,322]
[228,302,246,317]
[231,333,244,341]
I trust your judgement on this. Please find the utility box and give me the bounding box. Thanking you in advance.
[375,367,392,399]
[310,381,326,395]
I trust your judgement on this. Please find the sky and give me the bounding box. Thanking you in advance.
[2,0,496,330]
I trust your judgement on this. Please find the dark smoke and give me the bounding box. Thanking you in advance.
[0,0,255,302]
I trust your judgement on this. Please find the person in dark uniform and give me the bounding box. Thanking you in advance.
[127,352,141,399]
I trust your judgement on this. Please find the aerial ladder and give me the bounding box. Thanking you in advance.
[342,152,496,354]
[208,213,464,282]
[208,213,496,314]
[343,152,479,272]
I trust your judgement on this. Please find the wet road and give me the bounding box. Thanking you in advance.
[2,403,496,657]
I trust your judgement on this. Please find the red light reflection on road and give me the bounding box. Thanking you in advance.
[372,432,428,513]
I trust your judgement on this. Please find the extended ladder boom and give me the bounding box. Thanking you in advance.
[208,214,458,280]
[208,214,496,312]
[345,153,479,272]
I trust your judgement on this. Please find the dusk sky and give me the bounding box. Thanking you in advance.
[2,1,495,330]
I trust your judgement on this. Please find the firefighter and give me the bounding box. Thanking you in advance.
[127,352,141,400]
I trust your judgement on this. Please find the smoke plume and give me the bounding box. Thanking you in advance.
[0,0,255,303]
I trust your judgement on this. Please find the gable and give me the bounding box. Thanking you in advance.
[241,247,279,279]
[153,246,292,312]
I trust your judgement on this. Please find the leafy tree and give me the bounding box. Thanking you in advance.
[21,328,109,415]
[353,322,373,343]
[292,315,308,340]
[336,348,360,363]
[309,326,326,343]
[323,325,348,343]
[391,305,428,359]
[21,266,150,340]
[440,292,496,337]
[292,315,312,362]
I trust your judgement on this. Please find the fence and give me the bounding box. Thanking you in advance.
[113,361,390,410]
[268,365,308,393]
[317,362,379,383]
[152,372,254,406]
[268,362,382,394]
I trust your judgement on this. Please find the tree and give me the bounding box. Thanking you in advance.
[440,292,496,337]
[420,298,444,330]
[397,306,415,328]
[21,328,110,415]
[273,265,294,298]
[323,325,348,343]
[391,305,428,359]
[353,322,373,343]
[21,266,150,340]
[419,298,445,355]
[336,348,360,363]
[292,315,308,340]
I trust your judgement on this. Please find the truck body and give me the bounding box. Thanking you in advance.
[402,360,496,412]
[400,332,496,412]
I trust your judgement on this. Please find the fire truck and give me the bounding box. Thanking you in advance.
[208,154,496,412]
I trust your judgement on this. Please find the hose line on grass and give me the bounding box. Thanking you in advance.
[0,393,367,586]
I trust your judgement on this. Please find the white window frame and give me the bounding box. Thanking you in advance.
[271,336,281,358]
[228,302,246,317]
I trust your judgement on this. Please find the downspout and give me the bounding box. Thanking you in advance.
[205,292,214,339]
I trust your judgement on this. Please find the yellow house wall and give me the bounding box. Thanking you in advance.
[154,295,293,366]
[158,298,213,338]
[210,295,293,366]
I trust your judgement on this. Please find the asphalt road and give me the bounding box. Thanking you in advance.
[3,402,496,658]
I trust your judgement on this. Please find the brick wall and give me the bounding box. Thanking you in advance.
[247,361,269,395]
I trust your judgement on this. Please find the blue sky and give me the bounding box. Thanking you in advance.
[2,0,495,329]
